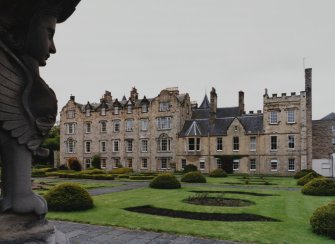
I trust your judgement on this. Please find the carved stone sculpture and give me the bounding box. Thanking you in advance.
[0,0,80,217]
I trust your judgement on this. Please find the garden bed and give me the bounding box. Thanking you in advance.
[189,190,277,196]
[125,205,279,222]
[184,194,255,207]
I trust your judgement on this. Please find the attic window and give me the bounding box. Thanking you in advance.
[142,104,148,113]
[85,109,91,117]
[67,110,75,119]
[114,106,119,115]
[127,105,133,114]
[101,108,106,116]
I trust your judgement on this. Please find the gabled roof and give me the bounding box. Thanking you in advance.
[199,94,210,109]
[239,115,263,134]
[321,112,335,121]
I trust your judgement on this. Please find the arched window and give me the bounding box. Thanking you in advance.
[157,134,171,152]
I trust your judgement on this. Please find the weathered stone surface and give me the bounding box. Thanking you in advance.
[0,213,68,244]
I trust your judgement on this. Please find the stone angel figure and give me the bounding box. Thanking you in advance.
[0,0,80,217]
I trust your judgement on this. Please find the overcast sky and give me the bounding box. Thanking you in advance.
[41,0,335,120]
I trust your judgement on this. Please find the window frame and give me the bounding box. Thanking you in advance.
[66,138,75,153]
[157,117,171,130]
[159,102,170,112]
[127,104,133,114]
[85,122,91,133]
[100,140,107,153]
[142,104,148,113]
[125,119,134,132]
[288,158,295,171]
[161,158,168,169]
[269,111,278,124]
[288,135,295,149]
[270,136,277,151]
[216,137,223,151]
[84,141,91,153]
[271,159,278,171]
[233,159,239,171]
[113,120,120,132]
[233,137,239,151]
[250,159,256,171]
[141,119,149,131]
[112,140,120,152]
[125,139,133,152]
[287,110,295,123]
[250,136,256,151]
[100,121,107,133]
[67,110,75,119]
[199,160,205,170]
[141,158,148,169]
[181,159,187,169]
[141,139,148,152]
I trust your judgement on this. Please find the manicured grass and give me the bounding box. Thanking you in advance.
[205,175,299,188]
[47,181,335,243]
[34,179,121,195]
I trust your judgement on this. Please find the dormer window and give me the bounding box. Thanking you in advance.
[85,109,91,117]
[142,104,148,113]
[101,108,106,116]
[114,106,119,115]
[127,105,133,114]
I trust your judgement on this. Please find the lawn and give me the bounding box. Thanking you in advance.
[46,176,335,243]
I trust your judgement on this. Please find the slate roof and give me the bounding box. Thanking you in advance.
[199,95,210,109]
[321,112,335,121]
[179,106,263,137]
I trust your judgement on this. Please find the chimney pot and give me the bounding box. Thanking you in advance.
[257,110,262,114]
[249,111,254,114]
[281,93,286,96]
[272,93,277,97]
[291,92,296,96]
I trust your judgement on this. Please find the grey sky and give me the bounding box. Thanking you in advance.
[41,0,335,120]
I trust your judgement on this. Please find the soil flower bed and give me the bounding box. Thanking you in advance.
[189,190,277,197]
[125,205,280,222]
[184,193,255,207]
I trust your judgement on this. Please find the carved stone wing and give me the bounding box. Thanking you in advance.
[0,42,40,151]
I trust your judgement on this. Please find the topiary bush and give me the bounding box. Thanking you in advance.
[91,155,101,169]
[209,168,227,178]
[181,171,207,183]
[183,164,198,173]
[310,201,335,239]
[109,167,133,174]
[294,169,316,179]
[45,183,93,211]
[149,173,181,189]
[297,171,322,186]
[68,157,82,171]
[302,178,335,196]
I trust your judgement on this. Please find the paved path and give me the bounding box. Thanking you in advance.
[52,220,238,244]
[88,181,148,196]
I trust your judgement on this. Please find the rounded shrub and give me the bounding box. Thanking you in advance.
[181,171,207,183]
[209,168,227,178]
[297,171,322,186]
[149,173,181,189]
[68,157,82,171]
[302,178,335,196]
[310,201,335,239]
[45,183,93,211]
[294,169,316,179]
[91,155,101,169]
[183,164,198,173]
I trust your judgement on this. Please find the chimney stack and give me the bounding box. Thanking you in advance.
[104,90,113,102]
[130,87,138,101]
[70,95,75,101]
[238,91,245,115]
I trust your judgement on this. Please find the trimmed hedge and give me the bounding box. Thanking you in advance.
[183,164,198,173]
[297,171,322,186]
[181,171,207,183]
[208,168,227,178]
[80,169,106,175]
[149,173,181,189]
[109,168,133,174]
[129,175,155,180]
[46,172,115,180]
[116,174,130,179]
[45,183,93,211]
[294,169,316,179]
[310,201,335,239]
[302,178,335,196]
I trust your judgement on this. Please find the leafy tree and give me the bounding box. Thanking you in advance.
[91,154,101,169]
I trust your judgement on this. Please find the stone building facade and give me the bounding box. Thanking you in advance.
[60,68,334,175]
[312,113,335,176]
[60,87,192,171]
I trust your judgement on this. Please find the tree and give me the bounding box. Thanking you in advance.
[91,154,101,169]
